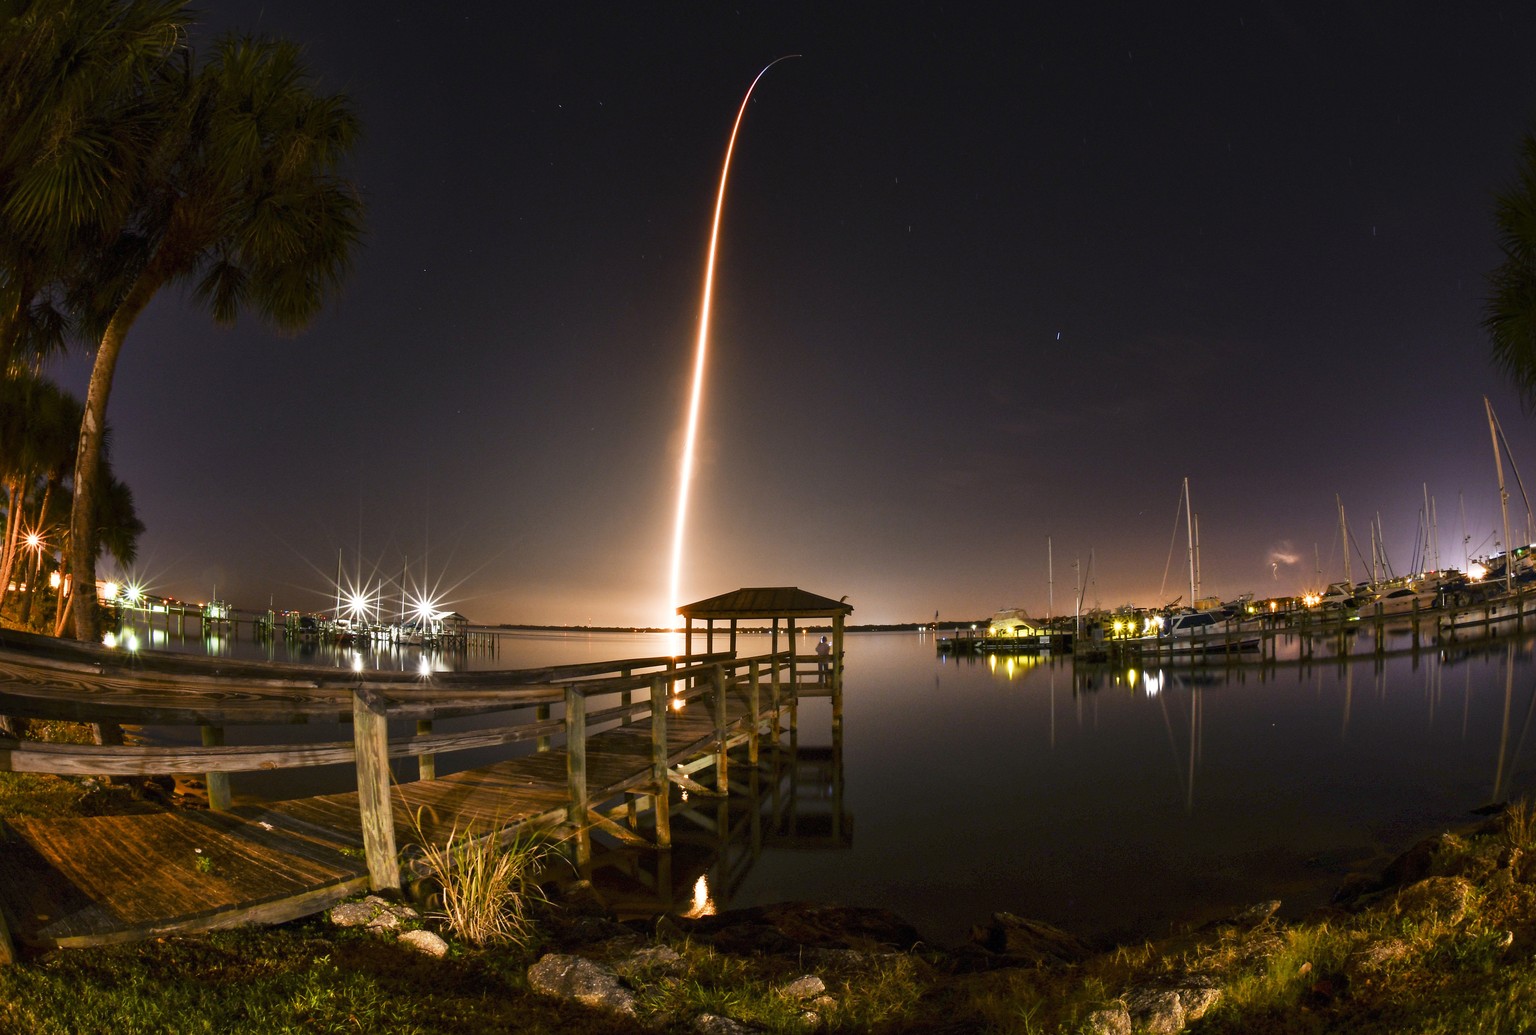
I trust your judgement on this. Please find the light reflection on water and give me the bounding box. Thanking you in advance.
[117,620,1536,946]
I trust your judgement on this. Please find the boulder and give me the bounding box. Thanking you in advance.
[611,944,684,980]
[692,1014,757,1034]
[968,912,1092,964]
[397,929,449,958]
[1393,876,1474,925]
[1123,987,1184,1034]
[526,954,637,1017]
[779,974,826,1000]
[1082,1004,1131,1035]
[329,895,420,933]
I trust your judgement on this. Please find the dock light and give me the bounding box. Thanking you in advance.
[1470,561,1488,581]
[102,631,117,648]
[686,874,716,918]
[1112,619,1124,635]
[671,696,686,712]
[23,530,42,552]
[351,654,364,673]
[102,581,119,600]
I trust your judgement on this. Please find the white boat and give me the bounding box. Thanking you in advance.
[1354,580,1438,618]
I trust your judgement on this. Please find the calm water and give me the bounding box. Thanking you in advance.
[120,621,1536,946]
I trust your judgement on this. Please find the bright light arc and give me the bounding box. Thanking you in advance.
[666,56,799,629]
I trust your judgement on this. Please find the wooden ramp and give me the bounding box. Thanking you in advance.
[0,691,769,950]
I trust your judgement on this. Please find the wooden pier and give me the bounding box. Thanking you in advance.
[0,590,851,960]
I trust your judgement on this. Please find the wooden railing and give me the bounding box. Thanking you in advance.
[0,630,835,899]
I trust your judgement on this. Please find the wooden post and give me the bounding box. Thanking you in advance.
[832,614,845,731]
[787,618,798,694]
[650,675,671,849]
[712,664,728,794]
[748,659,761,766]
[200,724,231,812]
[416,719,436,781]
[536,702,551,752]
[565,685,590,866]
[352,687,400,893]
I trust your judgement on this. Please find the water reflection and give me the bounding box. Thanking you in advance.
[104,621,1536,945]
[586,726,852,921]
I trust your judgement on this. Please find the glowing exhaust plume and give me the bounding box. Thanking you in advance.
[666,56,799,628]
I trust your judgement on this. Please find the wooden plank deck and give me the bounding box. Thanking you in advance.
[0,693,775,950]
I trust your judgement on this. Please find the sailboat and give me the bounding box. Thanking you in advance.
[1148,478,1259,653]
[1441,399,1536,633]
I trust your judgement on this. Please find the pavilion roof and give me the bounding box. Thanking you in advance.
[677,587,853,621]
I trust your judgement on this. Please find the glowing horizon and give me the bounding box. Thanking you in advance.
[665,55,799,628]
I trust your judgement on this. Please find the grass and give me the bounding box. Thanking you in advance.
[7,749,1536,1032]
[403,810,561,949]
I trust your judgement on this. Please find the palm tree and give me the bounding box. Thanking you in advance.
[1486,129,1536,405]
[0,0,189,376]
[64,32,363,639]
[0,370,79,609]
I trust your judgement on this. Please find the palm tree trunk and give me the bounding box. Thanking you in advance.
[0,478,21,610]
[68,266,163,641]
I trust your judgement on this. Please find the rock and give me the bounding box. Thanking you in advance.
[397,929,449,958]
[692,1013,757,1034]
[1394,876,1474,925]
[329,895,419,933]
[1345,937,1413,979]
[526,954,637,1016]
[1082,1004,1131,1035]
[1123,987,1184,1035]
[1331,871,1381,906]
[1180,983,1222,1021]
[1225,900,1281,929]
[1379,834,1441,890]
[780,974,825,1000]
[968,912,1092,964]
[552,878,612,918]
[611,944,684,979]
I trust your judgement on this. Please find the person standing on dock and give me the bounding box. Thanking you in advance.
[816,636,831,681]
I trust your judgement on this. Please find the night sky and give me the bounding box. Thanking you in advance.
[52,2,1536,627]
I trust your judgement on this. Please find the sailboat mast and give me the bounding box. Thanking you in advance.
[1337,495,1351,586]
[1184,476,1196,607]
[1488,395,1514,593]
[1047,535,1054,620]
[334,549,343,618]
[1422,483,1432,576]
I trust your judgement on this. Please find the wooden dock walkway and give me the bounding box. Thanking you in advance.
[0,628,841,958]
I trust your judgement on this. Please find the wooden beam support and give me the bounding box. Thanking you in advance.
[584,807,650,847]
[416,719,435,781]
[200,725,231,812]
[650,676,671,850]
[668,769,726,798]
[565,685,589,866]
[351,687,399,893]
[712,664,728,794]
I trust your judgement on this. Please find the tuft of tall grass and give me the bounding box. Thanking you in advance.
[1503,798,1536,854]
[405,811,560,949]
